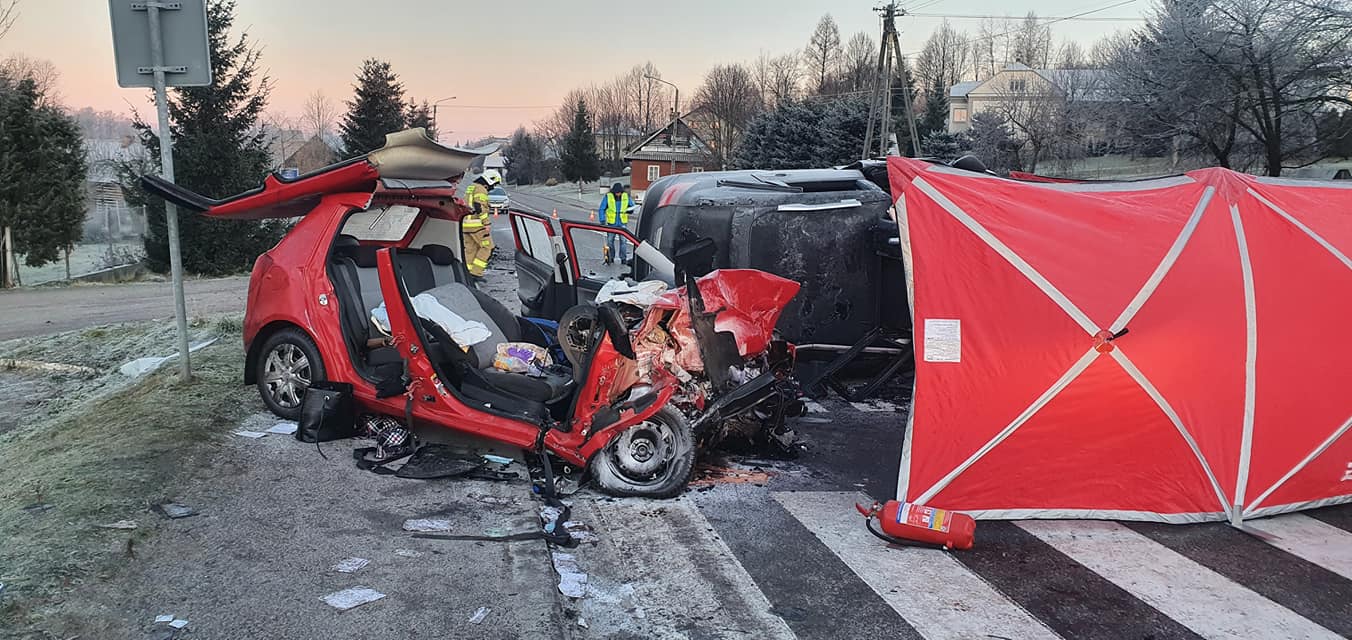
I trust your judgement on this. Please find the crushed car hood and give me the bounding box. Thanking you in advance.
[653,269,801,357]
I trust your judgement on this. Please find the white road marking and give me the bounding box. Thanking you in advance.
[1244,514,1352,582]
[1016,520,1341,640]
[775,491,1061,640]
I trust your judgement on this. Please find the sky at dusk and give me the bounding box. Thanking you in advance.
[5,0,1143,142]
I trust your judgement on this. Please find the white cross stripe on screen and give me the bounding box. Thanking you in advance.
[903,177,1231,521]
[1343,462,1352,482]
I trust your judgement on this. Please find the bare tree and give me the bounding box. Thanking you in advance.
[694,63,761,167]
[1055,40,1087,69]
[973,17,1015,79]
[1011,12,1052,68]
[1101,0,1352,175]
[1,54,60,106]
[802,13,843,94]
[301,90,338,138]
[842,32,877,93]
[990,74,1063,173]
[0,0,19,42]
[915,20,971,94]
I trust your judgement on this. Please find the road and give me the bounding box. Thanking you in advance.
[0,276,249,341]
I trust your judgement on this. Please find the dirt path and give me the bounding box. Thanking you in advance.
[0,277,249,341]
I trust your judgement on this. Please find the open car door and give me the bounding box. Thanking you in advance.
[558,219,645,306]
[507,210,574,319]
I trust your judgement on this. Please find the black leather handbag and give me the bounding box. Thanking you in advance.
[296,381,356,443]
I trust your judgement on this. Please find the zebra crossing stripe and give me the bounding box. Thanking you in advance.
[1243,514,1352,582]
[774,492,1061,640]
[1015,520,1342,639]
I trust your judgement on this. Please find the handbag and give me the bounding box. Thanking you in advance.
[296,381,356,443]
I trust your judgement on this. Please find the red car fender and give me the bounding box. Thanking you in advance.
[573,383,677,464]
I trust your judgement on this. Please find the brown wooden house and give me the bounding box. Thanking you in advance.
[624,116,716,195]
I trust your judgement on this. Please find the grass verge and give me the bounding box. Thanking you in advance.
[0,316,254,634]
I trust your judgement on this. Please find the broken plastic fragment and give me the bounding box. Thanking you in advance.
[331,557,370,573]
[563,521,599,544]
[469,606,490,624]
[551,552,588,598]
[393,548,422,558]
[482,454,513,465]
[97,520,138,530]
[157,503,196,519]
[232,430,268,439]
[154,614,173,623]
[321,586,386,611]
[402,518,452,532]
[266,422,298,435]
[168,619,188,629]
[849,400,897,413]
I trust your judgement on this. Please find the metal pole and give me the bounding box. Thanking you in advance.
[147,2,192,380]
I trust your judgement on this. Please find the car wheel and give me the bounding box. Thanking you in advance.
[256,328,325,420]
[590,406,695,498]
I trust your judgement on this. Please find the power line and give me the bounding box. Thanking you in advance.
[902,0,1143,55]
[434,104,556,110]
[908,12,1144,21]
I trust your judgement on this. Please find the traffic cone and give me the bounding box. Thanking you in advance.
[589,210,596,222]
[552,208,559,220]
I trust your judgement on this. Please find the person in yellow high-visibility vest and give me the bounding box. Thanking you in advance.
[598,182,632,265]
[462,169,501,281]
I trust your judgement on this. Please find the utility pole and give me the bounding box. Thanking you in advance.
[862,1,922,159]
[430,96,457,142]
[645,75,680,176]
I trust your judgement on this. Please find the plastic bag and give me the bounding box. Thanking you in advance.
[595,279,667,307]
[493,342,553,376]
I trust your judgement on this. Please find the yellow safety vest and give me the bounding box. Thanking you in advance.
[605,193,631,225]
[463,184,491,229]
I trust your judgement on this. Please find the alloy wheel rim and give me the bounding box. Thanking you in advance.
[262,343,312,409]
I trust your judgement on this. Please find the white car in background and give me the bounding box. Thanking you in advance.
[488,186,510,212]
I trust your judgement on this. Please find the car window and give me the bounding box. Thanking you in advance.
[490,187,507,196]
[567,226,636,281]
[340,205,419,242]
[513,215,553,261]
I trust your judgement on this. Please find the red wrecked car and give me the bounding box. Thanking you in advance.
[142,129,802,497]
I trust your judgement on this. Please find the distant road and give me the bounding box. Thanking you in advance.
[0,276,249,341]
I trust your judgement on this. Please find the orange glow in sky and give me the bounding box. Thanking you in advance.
[5,0,1133,141]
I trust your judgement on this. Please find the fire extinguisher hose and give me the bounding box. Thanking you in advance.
[865,515,949,551]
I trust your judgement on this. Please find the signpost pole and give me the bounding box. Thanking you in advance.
[146,2,192,381]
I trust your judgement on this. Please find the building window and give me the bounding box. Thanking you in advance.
[647,165,661,181]
[1009,79,1027,93]
[691,166,705,173]
[952,108,968,123]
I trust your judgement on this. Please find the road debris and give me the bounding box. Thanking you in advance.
[402,518,452,532]
[331,557,370,573]
[96,519,138,530]
[266,422,298,435]
[562,521,599,545]
[849,400,899,412]
[232,430,267,439]
[168,619,189,629]
[0,358,98,377]
[119,337,219,377]
[321,586,386,611]
[551,552,588,598]
[468,492,515,507]
[393,548,423,558]
[469,606,490,624]
[156,503,196,519]
[690,463,773,487]
[482,454,514,465]
[22,502,53,513]
[154,614,173,623]
[804,400,828,414]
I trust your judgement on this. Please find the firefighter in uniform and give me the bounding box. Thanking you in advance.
[598,182,632,265]
[462,169,501,281]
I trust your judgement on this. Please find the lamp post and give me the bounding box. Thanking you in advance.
[431,96,457,142]
[643,75,679,176]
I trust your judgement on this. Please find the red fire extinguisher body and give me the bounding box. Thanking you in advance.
[859,501,977,550]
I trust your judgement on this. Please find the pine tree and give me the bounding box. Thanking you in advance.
[919,83,949,146]
[967,111,1019,172]
[504,126,545,184]
[816,96,872,165]
[0,73,87,279]
[122,0,281,276]
[405,99,435,140]
[339,59,407,158]
[559,99,600,184]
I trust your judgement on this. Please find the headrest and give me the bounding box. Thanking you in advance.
[352,245,379,268]
[332,234,360,255]
[421,244,457,266]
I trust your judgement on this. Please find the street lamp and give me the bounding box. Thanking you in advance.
[644,75,680,175]
[431,96,457,142]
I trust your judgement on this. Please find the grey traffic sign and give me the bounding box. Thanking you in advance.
[108,0,212,88]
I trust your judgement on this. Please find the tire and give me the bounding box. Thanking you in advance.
[590,406,695,498]
[255,328,326,420]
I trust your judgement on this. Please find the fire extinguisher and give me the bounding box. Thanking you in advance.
[856,501,976,550]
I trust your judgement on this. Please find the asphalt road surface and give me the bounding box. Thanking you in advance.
[0,276,249,341]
